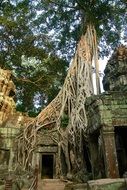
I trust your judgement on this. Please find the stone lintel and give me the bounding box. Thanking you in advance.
[36,146,58,153]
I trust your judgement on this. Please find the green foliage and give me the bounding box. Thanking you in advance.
[13,55,68,116]
[61,113,69,128]
[0,0,68,116]
[33,0,127,58]
[0,0,126,116]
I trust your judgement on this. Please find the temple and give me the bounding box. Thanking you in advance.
[0,68,32,173]
[0,45,127,189]
[86,45,127,179]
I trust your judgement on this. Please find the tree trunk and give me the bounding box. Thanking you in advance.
[17,24,99,179]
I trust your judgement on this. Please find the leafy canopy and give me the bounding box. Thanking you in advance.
[0,0,126,115]
[0,0,68,116]
[34,0,127,58]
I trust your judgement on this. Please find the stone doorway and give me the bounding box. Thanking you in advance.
[83,144,92,173]
[41,154,54,179]
[115,127,127,177]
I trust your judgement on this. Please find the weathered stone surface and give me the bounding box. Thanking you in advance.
[64,182,87,190]
[86,92,127,133]
[37,146,58,153]
[103,45,127,91]
[64,179,126,190]
[85,91,127,179]
[0,185,4,190]
[38,179,67,190]
[37,131,58,146]
[0,68,34,174]
[0,69,16,125]
[87,178,126,190]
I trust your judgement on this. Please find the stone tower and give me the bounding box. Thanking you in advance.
[0,68,16,125]
[103,45,127,91]
[85,45,127,179]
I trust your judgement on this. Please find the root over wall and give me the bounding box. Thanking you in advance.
[17,24,99,179]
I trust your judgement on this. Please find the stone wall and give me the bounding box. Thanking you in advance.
[103,45,127,91]
[86,92,127,133]
[64,179,126,190]
[0,69,16,124]
[85,92,127,179]
[85,45,127,181]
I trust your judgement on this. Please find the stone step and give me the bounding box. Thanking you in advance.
[38,179,67,190]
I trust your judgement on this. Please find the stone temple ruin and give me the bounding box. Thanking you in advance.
[86,45,127,179]
[0,69,32,174]
[0,45,127,189]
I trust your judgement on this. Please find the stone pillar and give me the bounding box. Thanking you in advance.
[32,152,36,168]
[55,152,59,178]
[102,127,119,178]
[36,153,41,175]
[34,165,39,190]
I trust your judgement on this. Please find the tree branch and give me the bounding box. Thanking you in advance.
[14,76,44,88]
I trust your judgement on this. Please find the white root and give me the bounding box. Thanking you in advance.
[17,24,99,175]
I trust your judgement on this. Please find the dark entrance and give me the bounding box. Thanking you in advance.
[41,154,54,179]
[83,144,92,173]
[115,127,127,177]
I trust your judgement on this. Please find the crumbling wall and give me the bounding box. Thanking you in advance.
[103,45,127,91]
[0,69,33,175]
[85,45,127,180]
[0,69,16,124]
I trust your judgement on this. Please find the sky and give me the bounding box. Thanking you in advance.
[96,38,127,94]
[99,57,108,93]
